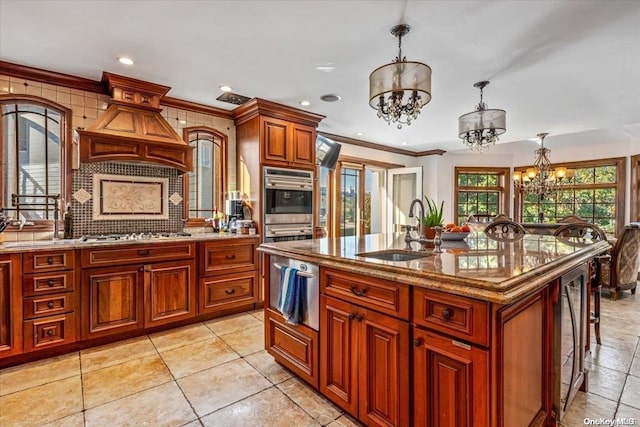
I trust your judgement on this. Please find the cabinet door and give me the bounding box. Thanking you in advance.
[145,260,196,328]
[413,328,489,427]
[0,254,22,357]
[320,295,359,417]
[83,266,143,340]
[358,307,410,427]
[291,123,315,167]
[262,117,289,164]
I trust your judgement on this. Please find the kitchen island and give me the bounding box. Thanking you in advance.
[259,231,610,427]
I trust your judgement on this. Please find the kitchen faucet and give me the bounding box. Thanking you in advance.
[405,198,428,249]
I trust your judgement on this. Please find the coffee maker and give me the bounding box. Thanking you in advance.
[226,198,244,233]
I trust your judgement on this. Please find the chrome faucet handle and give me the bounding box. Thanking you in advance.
[433,226,443,253]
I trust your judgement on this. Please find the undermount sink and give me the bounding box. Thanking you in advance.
[356,249,432,262]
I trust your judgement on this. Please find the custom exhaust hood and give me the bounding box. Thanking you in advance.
[78,72,194,172]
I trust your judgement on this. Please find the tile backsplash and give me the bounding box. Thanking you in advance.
[72,162,183,237]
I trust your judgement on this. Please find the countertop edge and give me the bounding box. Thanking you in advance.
[258,240,610,304]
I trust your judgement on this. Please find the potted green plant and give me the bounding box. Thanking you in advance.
[422,196,444,239]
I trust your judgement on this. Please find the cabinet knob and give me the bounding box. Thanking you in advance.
[47,301,54,309]
[137,249,150,256]
[350,286,366,297]
[46,330,54,336]
[139,267,144,272]
[47,280,55,287]
[356,314,364,322]
[441,308,453,320]
[225,254,236,260]
[348,313,356,320]
[225,288,236,295]
[47,257,54,265]
[413,338,422,347]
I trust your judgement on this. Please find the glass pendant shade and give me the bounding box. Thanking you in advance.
[368,24,432,129]
[458,81,506,151]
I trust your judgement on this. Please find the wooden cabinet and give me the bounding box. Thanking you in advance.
[0,254,22,358]
[261,117,316,168]
[145,260,197,328]
[198,238,259,314]
[82,264,143,340]
[81,243,196,340]
[320,295,410,426]
[413,327,489,427]
[22,250,77,352]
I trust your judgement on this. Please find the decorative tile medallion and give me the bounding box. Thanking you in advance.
[169,192,183,206]
[72,188,92,204]
[93,174,169,220]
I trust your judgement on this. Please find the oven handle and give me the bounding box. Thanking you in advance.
[265,177,313,190]
[268,227,313,235]
[273,263,315,278]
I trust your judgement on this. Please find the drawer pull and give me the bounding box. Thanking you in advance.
[441,308,453,320]
[47,301,54,309]
[46,329,54,336]
[350,286,366,297]
[137,249,150,256]
[224,288,236,295]
[413,338,423,347]
[225,254,236,260]
[47,280,55,287]
[47,257,54,265]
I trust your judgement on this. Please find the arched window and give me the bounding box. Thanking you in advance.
[1,95,71,229]
[183,127,227,224]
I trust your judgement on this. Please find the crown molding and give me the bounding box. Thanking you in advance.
[318,131,446,158]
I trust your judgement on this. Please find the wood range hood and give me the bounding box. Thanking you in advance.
[78,72,193,172]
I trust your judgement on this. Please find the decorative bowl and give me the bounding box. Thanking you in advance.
[441,231,470,241]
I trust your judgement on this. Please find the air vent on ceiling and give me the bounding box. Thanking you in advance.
[216,92,252,105]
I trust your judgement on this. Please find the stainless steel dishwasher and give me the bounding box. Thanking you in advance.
[268,254,319,331]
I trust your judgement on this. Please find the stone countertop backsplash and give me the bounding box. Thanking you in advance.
[0,231,258,254]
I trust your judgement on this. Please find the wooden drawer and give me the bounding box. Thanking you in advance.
[23,271,75,296]
[321,268,409,320]
[199,271,258,313]
[413,287,490,347]
[81,242,195,267]
[23,250,75,273]
[200,238,258,276]
[23,313,76,352]
[23,294,73,319]
[266,308,318,388]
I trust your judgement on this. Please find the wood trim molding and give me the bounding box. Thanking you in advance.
[233,98,325,127]
[0,61,234,120]
[318,131,446,158]
[338,155,404,170]
[631,154,640,222]
[0,61,106,94]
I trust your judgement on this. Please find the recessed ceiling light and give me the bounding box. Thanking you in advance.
[219,85,233,92]
[401,141,408,146]
[117,57,134,65]
[356,132,364,137]
[300,100,311,106]
[179,120,187,125]
[320,94,341,103]
[315,64,335,73]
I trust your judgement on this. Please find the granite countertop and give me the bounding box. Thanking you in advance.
[0,232,258,254]
[258,232,611,304]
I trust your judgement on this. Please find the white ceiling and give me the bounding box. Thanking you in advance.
[2,0,640,153]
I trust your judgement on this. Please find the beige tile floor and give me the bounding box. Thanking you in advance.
[0,292,638,427]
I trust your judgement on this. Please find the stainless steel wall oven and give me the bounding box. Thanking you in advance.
[263,167,313,242]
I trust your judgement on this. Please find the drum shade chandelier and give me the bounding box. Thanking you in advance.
[369,24,432,129]
[458,81,506,151]
[513,133,574,198]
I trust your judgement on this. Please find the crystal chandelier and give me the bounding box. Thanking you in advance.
[513,133,574,198]
[369,24,432,129]
[458,81,506,151]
